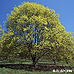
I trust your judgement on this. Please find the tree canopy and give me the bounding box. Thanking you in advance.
[0,2,74,67]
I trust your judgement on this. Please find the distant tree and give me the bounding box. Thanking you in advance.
[0,2,74,67]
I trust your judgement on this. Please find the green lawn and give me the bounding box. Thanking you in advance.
[0,61,73,66]
[0,61,74,74]
[0,67,74,74]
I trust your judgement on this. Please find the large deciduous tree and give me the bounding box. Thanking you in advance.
[0,2,74,67]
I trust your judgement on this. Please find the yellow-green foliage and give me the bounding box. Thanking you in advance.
[0,2,74,64]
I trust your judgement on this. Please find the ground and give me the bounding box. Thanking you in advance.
[0,61,74,74]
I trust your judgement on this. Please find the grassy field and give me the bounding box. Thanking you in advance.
[0,61,74,74]
[0,67,74,74]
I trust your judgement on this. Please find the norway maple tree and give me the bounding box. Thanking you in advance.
[0,2,74,67]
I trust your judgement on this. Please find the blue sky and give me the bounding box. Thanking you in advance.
[0,0,74,32]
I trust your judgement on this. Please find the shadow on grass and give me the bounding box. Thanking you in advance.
[0,64,73,72]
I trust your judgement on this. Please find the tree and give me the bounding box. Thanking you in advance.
[0,25,4,40]
[44,26,74,64]
[1,2,74,67]
[0,25,5,60]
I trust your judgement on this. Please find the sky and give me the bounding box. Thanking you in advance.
[0,0,74,32]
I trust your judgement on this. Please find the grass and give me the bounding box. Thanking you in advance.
[0,61,74,74]
[0,67,74,74]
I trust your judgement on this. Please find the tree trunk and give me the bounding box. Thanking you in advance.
[33,61,38,68]
[66,60,68,64]
[53,59,56,65]
[32,56,38,68]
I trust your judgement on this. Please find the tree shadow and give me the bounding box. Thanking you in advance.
[0,64,73,71]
